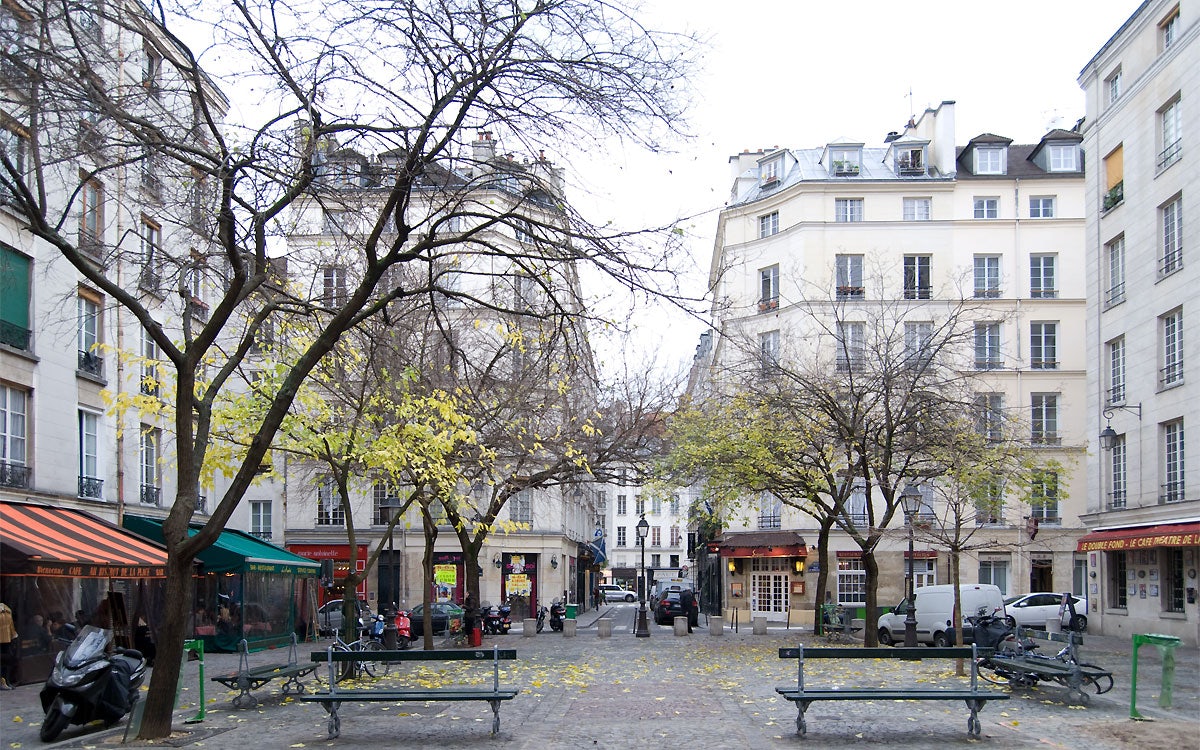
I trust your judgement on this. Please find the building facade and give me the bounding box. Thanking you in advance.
[1078,0,1198,645]
[695,102,1091,628]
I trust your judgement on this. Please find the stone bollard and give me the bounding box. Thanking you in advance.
[674,616,689,636]
[709,616,724,636]
[523,618,538,637]
[597,619,613,638]
[752,616,767,635]
[563,618,577,637]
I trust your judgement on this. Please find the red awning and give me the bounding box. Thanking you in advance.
[0,501,168,577]
[720,545,806,558]
[1076,521,1200,552]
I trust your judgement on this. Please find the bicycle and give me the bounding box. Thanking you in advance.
[820,604,857,644]
[328,628,388,682]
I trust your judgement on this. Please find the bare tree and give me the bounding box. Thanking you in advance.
[1,0,695,736]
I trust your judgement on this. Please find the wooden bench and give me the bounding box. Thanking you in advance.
[302,646,518,739]
[210,634,317,708]
[776,645,1007,739]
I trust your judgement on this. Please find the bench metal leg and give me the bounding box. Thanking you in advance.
[489,699,501,735]
[232,688,257,709]
[319,701,341,739]
[795,700,809,737]
[281,674,306,696]
[965,699,985,738]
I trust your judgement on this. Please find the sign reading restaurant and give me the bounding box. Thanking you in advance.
[33,563,165,578]
[1078,531,1199,552]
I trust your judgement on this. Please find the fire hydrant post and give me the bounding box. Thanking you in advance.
[1130,633,1181,719]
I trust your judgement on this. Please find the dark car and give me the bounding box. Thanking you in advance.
[317,599,371,637]
[407,602,465,637]
[653,590,698,626]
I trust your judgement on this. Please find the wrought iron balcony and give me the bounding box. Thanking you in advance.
[1159,481,1185,504]
[140,484,162,506]
[78,350,104,377]
[1102,182,1124,211]
[1107,490,1126,510]
[0,461,31,489]
[78,475,103,499]
[0,320,31,350]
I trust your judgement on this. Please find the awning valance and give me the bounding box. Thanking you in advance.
[716,530,807,558]
[0,501,168,577]
[1076,521,1200,552]
[124,516,319,575]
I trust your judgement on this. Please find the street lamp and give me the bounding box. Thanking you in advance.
[900,484,923,648]
[379,496,405,648]
[634,514,650,638]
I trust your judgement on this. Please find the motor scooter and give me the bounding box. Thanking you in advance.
[536,605,547,633]
[549,598,566,632]
[393,608,412,649]
[39,626,148,742]
[482,602,512,635]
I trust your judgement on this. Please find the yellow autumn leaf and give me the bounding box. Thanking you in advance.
[11,717,22,723]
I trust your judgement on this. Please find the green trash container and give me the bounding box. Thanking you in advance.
[566,603,577,619]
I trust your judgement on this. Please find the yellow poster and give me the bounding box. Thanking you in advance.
[507,573,531,596]
[434,564,458,602]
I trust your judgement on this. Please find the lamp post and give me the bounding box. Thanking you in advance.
[634,514,650,637]
[900,484,923,648]
[380,496,404,648]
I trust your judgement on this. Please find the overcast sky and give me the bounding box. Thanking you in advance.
[576,0,1142,376]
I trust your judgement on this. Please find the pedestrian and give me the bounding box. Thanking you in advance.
[679,589,695,633]
[592,586,601,609]
[0,601,17,689]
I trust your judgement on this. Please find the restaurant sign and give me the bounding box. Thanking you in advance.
[1078,530,1199,552]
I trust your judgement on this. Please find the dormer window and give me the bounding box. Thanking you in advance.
[828,147,862,176]
[761,158,780,186]
[974,147,1006,175]
[1047,144,1079,172]
[896,146,925,176]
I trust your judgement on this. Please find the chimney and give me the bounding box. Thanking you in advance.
[472,130,497,170]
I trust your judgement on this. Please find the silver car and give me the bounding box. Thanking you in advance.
[599,584,636,603]
[316,599,371,636]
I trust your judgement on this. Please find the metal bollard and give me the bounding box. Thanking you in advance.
[1130,633,1182,719]
[182,639,205,724]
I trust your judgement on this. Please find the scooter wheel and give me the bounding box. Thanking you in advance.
[40,707,70,742]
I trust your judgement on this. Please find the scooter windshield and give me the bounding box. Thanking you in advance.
[64,626,113,668]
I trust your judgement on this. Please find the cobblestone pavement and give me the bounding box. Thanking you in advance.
[2,604,1196,749]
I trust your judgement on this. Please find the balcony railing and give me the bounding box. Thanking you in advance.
[832,161,861,176]
[1102,181,1124,211]
[836,285,865,300]
[78,350,104,377]
[757,513,781,530]
[973,287,1001,299]
[1159,249,1182,277]
[975,357,1004,370]
[1108,385,1126,404]
[1157,139,1182,171]
[0,320,31,350]
[316,512,346,527]
[758,297,779,312]
[1107,490,1126,510]
[903,286,932,300]
[1030,288,1057,299]
[1160,361,1184,388]
[250,529,273,540]
[140,484,162,506]
[835,356,865,373]
[78,475,103,499]
[1030,358,1058,370]
[1160,481,1185,504]
[1105,282,1126,307]
[1031,432,1061,446]
[0,461,31,489]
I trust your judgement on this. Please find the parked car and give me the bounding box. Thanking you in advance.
[653,590,698,626]
[877,584,1005,646]
[599,584,636,603]
[317,599,371,637]
[408,602,465,636]
[1003,593,1087,631]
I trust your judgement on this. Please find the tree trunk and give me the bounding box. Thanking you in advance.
[862,549,879,646]
[137,554,193,738]
[813,520,833,635]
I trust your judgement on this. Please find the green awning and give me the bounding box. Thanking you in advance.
[123,516,319,575]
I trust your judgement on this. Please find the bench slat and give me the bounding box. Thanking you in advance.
[779,647,983,660]
[302,689,518,702]
[777,688,1007,701]
[310,648,516,663]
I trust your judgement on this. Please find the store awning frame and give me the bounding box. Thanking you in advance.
[0,501,169,577]
[123,516,319,575]
[1076,521,1200,552]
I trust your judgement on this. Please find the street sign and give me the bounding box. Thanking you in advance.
[678,565,689,577]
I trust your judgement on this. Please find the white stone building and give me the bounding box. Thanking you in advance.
[694,102,1091,630]
[1078,0,1199,645]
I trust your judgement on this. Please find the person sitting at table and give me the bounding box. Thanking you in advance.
[216,606,233,636]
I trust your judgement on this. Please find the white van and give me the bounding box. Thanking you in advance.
[876,584,1004,646]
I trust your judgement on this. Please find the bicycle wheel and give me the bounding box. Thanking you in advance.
[332,644,353,683]
[976,658,1011,687]
[358,639,387,678]
[1076,664,1114,694]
